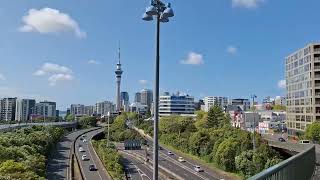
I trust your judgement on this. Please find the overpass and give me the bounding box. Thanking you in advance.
[0,121,78,132]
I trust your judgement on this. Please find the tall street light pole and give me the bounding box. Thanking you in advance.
[142,1,174,179]
[251,95,257,151]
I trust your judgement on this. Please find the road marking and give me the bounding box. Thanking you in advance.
[87,132,103,180]
[76,141,89,180]
[121,151,152,180]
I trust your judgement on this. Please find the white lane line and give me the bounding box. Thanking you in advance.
[76,140,89,180]
[86,132,103,180]
[159,152,209,180]
[122,151,152,180]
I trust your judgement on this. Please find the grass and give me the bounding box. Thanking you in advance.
[159,141,244,180]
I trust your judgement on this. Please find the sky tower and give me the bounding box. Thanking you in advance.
[115,46,123,112]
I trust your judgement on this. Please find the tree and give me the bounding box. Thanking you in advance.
[214,138,239,171]
[79,116,97,128]
[207,105,225,128]
[66,114,75,122]
[0,160,43,180]
[235,150,256,178]
[305,122,320,142]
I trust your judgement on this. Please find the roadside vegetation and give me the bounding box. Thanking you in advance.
[136,105,283,178]
[0,126,65,179]
[65,115,98,128]
[92,139,125,180]
[304,122,320,143]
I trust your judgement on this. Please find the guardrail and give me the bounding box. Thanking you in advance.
[248,145,316,180]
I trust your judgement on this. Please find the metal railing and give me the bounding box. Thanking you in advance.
[248,145,316,180]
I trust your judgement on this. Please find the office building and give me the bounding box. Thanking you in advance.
[130,102,148,115]
[203,96,228,112]
[286,43,320,135]
[70,104,85,116]
[15,99,36,122]
[159,92,195,116]
[231,98,251,111]
[134,92,141,103]
[95,101,115,116]
[34,101,56,118]
[275,96,286,106]
[141,89,153,108]
[121,91,130,111]
[0,97,17,121]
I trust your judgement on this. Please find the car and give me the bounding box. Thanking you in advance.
[79,147,85,152]
[89,164,96,171]
[81,155,87,161]
[299,140,311,144]
[159,146,163,150]
[194,165,204,172]
[278,137,286,142]
[80,137,83,141]
[167,151,174,155]
[82,135,86,138]
[82,139,87,143]
[78,144,82,148]
[178,157,185,162]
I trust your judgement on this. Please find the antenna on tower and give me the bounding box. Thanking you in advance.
[118,41,121,64]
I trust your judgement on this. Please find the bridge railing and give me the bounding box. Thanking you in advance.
[249,145,316,180]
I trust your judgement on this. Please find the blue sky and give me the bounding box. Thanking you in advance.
[0,0,319,110]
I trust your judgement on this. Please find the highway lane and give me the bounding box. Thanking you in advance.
[121,150,154,180]
[75,128,111,180]
[46,128,97,180]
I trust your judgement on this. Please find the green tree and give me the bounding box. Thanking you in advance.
[65,114,75,122]
[207,105,225,128]
[79,116,97,128]
[235,150,256,178]
[0,160,43,180]
[305,122,320,142]
[214,138,239,171]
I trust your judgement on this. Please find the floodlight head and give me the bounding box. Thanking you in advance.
[142,13,153,21]
[146,6,158,16]
[159,15,169,23]
[162,3,174,18]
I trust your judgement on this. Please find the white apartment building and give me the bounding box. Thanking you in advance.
[286,43,320,135]
[34,101,56,118]
[15,99,35,122]
[0,98,17,121]
[95,101,115,116]
[159,92,195,117]
[203,96,228,112]
[70,104,85,116]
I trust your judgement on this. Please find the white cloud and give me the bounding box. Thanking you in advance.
[180,52,204,65]
[278,80,286,89]
[34,63,72,76]
[48,74,74,86]
[19,8,86,38]
[88,60,100,65]
[0,73,5,81]
[232,0,264,9]
[139,80,148,85]
[227,46,238,55]
[34,63,74,86]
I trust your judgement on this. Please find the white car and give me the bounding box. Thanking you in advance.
[194,165,204,172]
[167,151,174,155]
[79,147,85,152]
[178,157,185,162]
[81,155,87,161]
[82,139,87,143]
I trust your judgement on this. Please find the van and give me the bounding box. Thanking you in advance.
[299,140,310,144]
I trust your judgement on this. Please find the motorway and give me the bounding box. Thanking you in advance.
[75,128,111,180]
[121,150,154,180]
[46,128,98,180]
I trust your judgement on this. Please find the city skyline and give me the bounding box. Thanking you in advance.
[1,1,320,109]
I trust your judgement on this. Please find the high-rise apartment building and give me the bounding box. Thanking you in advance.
[70,104,85,116]
[203,96,228,112]
[0,97,17,121]
[231,98,251,111]
[140,89,153,108]
[95,101,115,116]
[159,92,195,116]
[84,105,95,116]
[286,43,320,135]
[35,101,56,118]
[15,99,36,122]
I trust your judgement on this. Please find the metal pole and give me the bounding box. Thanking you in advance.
[153,11,160,180]
[107,114,110,147]
[252,96,256,151]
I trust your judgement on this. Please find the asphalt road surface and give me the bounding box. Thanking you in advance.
[46,128,98,180]
[121,151,154,180]
[75,128,111,180]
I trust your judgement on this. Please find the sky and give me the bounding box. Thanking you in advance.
[0,0,320,110]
